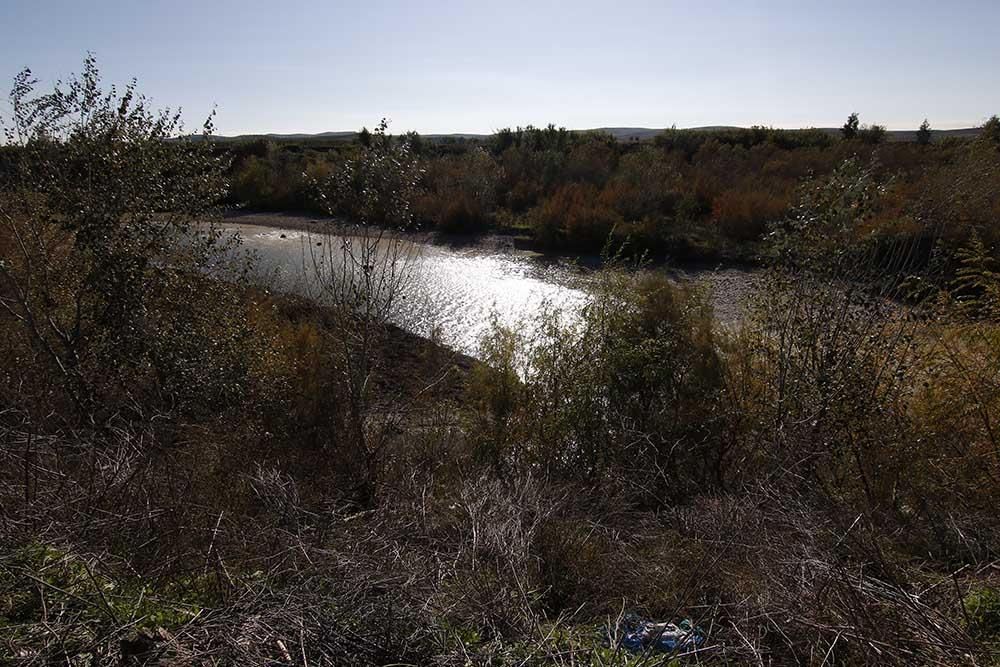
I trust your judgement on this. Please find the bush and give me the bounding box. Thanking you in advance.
[981,115,1000,145]
[470,268,723,504]
[965,587,1000,641]
[860,123,887,145]
[415,148,498,232]
[711,188,789,242]
[0,58,252,420]
[531,183,622,250]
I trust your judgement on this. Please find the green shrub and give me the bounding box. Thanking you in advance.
[470,268,724,504]
[965,587,1000,640]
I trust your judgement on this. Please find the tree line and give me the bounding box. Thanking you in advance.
[218,113,1000,269]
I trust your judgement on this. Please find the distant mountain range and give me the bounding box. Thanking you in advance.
[206,125,983,143]
[594,126,984,142]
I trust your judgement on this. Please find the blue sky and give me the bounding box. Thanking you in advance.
[2,0,999,135]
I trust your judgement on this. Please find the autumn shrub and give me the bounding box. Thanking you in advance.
[416,191,488,232]
[711,188,790,242]
[605,146,683,220]
[531,183,622,250]
[913,139,1000,251]
[499,145,564,204]
[505,177,543,212]
[415,148,499,232]
[564,134,617,185]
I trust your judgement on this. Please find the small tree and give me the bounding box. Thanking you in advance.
[0,56,235,420]
[950,230,1000,318]
[981,115,1000,145]
[860,123,887,145]
[492,127,516,155]
[309,119,423,506]
[768,156,885,273]
[917,119,932,145]
[842,112,860,140]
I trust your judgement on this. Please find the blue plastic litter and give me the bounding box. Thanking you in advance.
[616,616,704,653]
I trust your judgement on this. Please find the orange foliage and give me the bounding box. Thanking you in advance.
[533,184,623,250]
[711,189,790,242]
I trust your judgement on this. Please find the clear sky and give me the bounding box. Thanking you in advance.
[2,0,999,135]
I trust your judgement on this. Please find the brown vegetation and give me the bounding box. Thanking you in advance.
[2,61,1000,665]
[221,119,1000,271]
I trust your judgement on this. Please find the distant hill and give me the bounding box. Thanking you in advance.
[205,125,983,144]
[590,127,669,141]
[208,131,357,142]
[595,126,984,143]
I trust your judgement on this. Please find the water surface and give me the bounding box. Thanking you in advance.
[223,222,758,356]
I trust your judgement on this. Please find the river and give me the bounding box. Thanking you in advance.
[221,221,759,356]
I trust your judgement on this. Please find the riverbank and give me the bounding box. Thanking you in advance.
[222,210,763,269]
[222,210,532,256]
[265,289,477,404]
